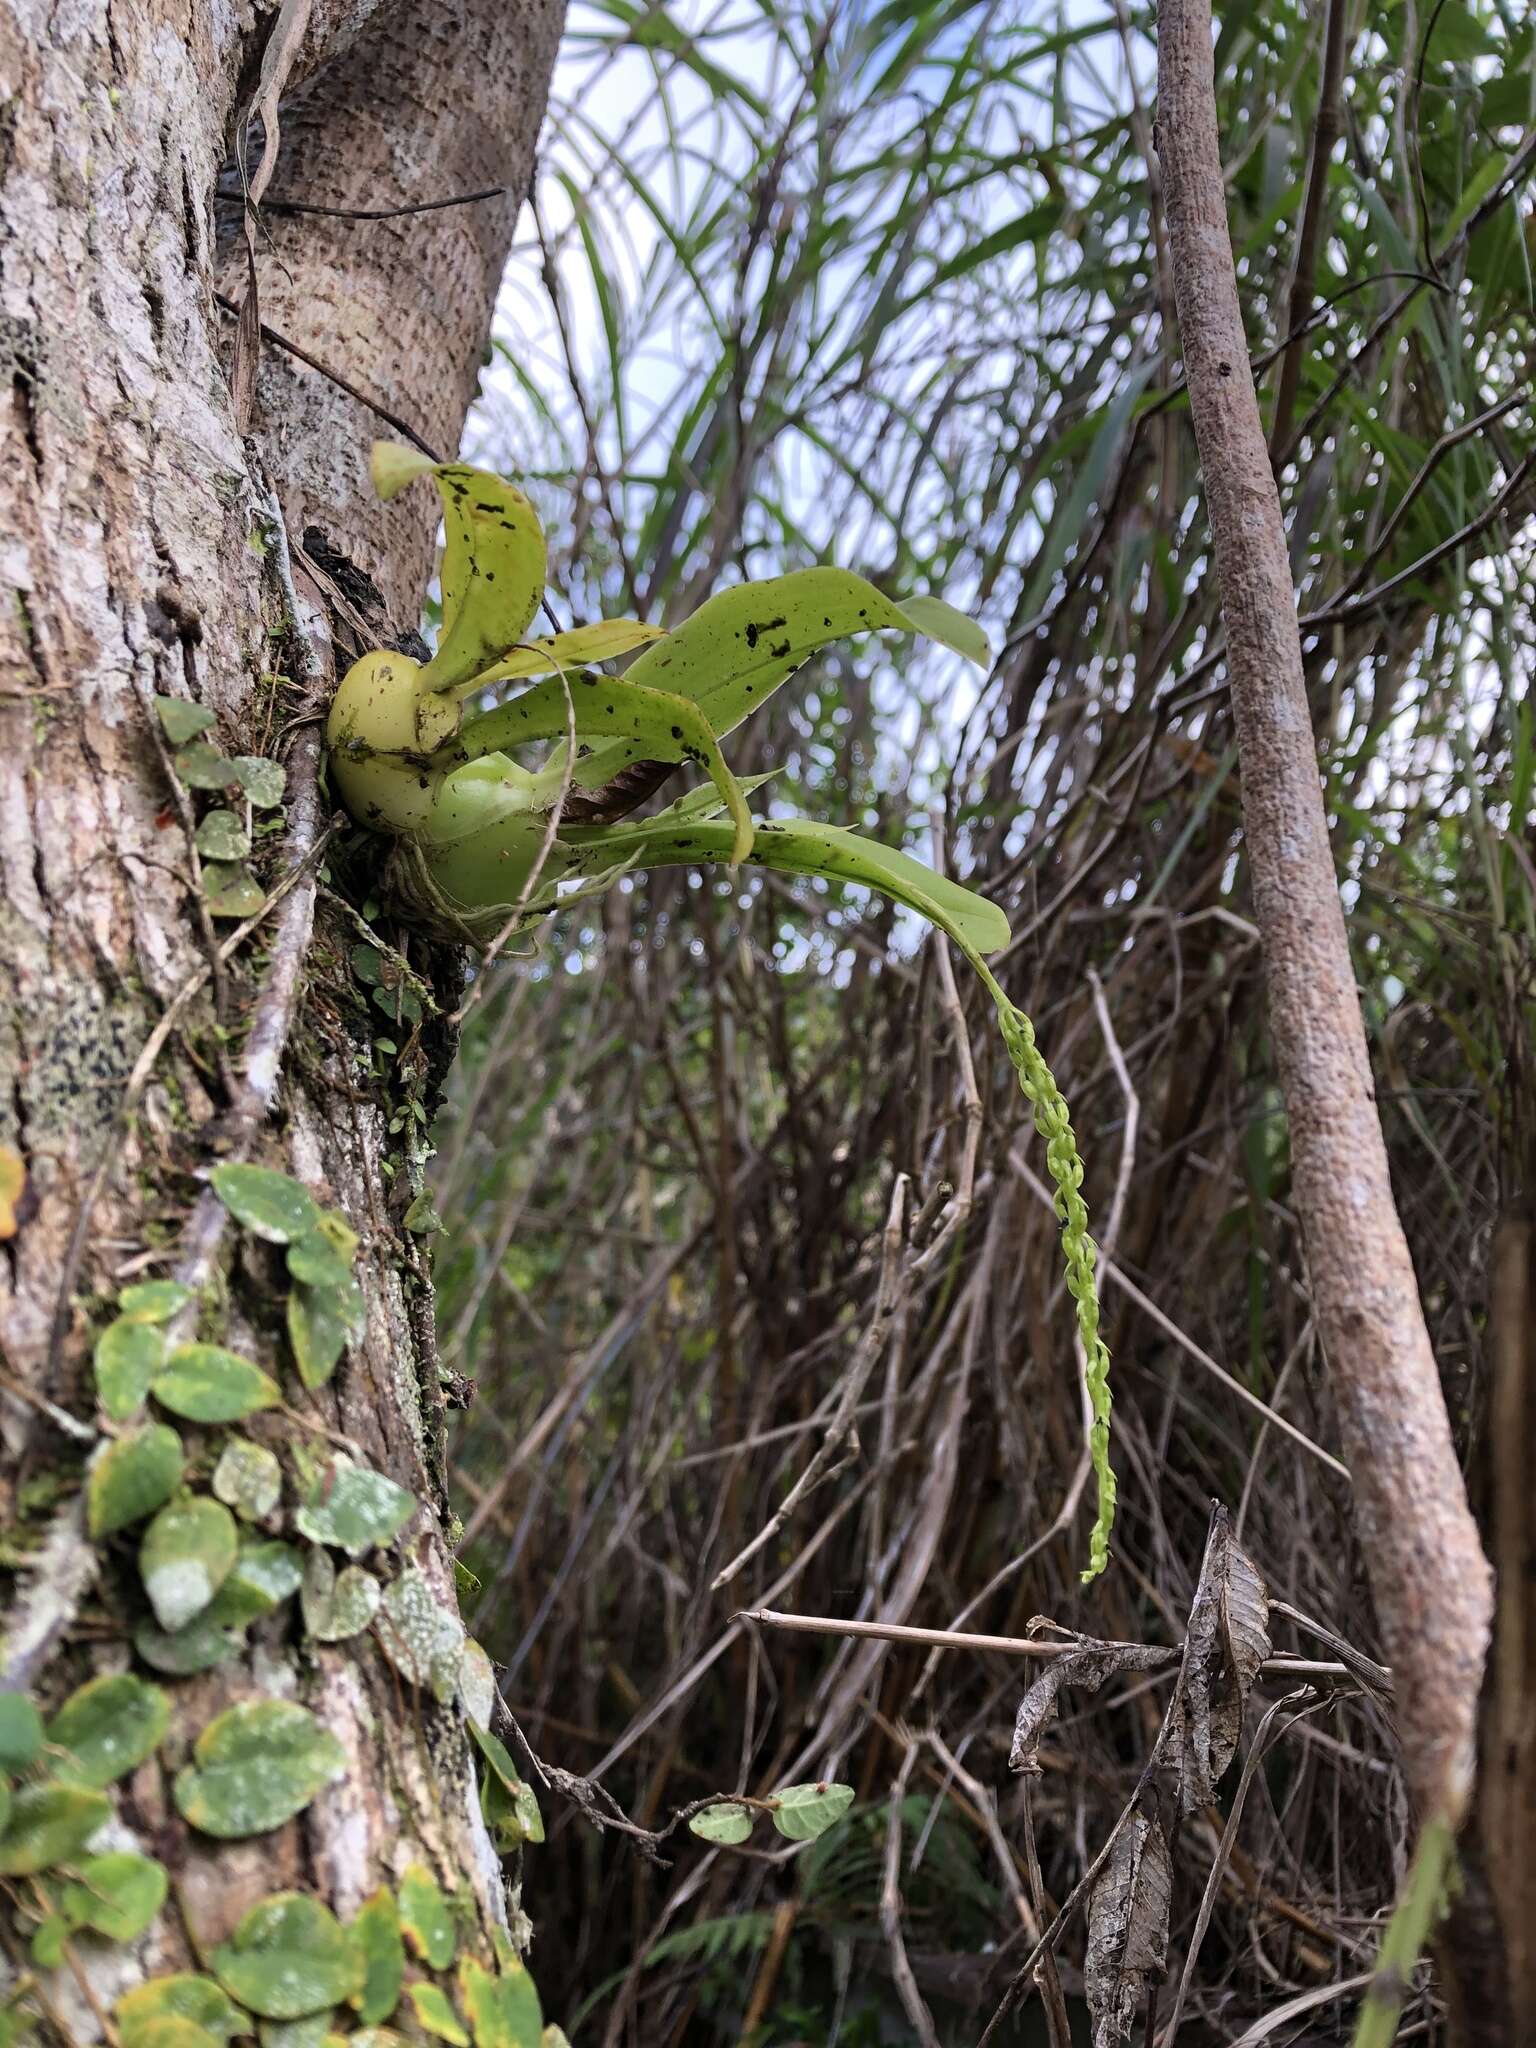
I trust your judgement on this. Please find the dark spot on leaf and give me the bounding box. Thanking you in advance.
[770,641,791,659]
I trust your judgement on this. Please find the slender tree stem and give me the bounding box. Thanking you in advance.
[1154,0,1491,1823]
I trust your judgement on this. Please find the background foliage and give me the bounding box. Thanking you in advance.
[434,0,1535,2037]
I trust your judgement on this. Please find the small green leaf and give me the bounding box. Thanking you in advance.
[206,1539,304,1623]
[369,441,437,500]
[375,1567,462,1702]
[118,1279,195,1324]
[457,1957,543,2048]
[175,1699,346,1839]
[285,1233,354,1290]
[94,1317,165,1419]
[349,1888,405,2026]
[687,1802,753,1846]
[768,1781,855,1842]
[212,1438,283,1522]
[202,865,265,918]
[210,1164,322,1244]
[195,812,252,862]
[0,1781,111,1875]
[152,1344,281,1423]
[294,1454,415,1557]
[349,945,384,987]
[230,757,287,809]
[140,1495,239,1632]
[398,1863,455,1970]
[458,1640,495,1729]
[259,2020,332,2048]
[212,1894,363,2019]
[156,697,216,746]
[116,1973,252,2043]
[59,1850,168,1940]
[174,743,239,790]
[30,1909,69,1968]
[405,1987,467,2047]
[48,1673,170,1786]
[300,1548,381,1642]
[287,1278,363,1390]
[88,1424,185,1538]
[895,594,992,668]
[402,1191,443,1236]
[0,1694,44,1771]
[135,1614,247,1676]
[473,1722,543,1852]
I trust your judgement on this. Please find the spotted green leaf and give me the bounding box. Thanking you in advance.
[94,1317,165,1419]
[349,1888,404,2026]
[88,1424,185,1538]
[212,1438,282,1522]
[0,1781,111,1875]
[175,744,239,789]
[175,1700,345,1839]
[300,1548,380,1642]
[212,1894,362,2019]
[458,1640,495,1730]
[195,812,251,863]
[457,1957,542,2048]
[115,1973,253,2044]
[398,1864,455,1970]
[285,1233,354,1290]
[206,1540,304,1624]
[294,1454,415,1557]
[140,1496,238,1633]
[202,865,265,918]
[135,1612,247,1676]
[152,1344,280,1423]
[210,1164,321,1244]
[768,1781,855,1842]
[156,697,216,746]
[59,1850,168,1940]
[118,1280,195,1324]
[375,1567,462,1701]
[687,1802,753,1846]
[48,1673,169,1786]
[286,1276,363,1390]
[259,2019,332,2048]
[231,757,287,809]
[469,1722,542,1847]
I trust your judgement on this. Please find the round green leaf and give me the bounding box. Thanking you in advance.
[285,1234,354,1290]
[0,1780,111,1874]
[375,1567,462,1701]
[203,865,265,918]
[118,1279,196,1324]
[156,697,216,746]
[209,1164,321,1244]
[140,1496,239,1632]
[88,1424,185,1538]
[30,1910,69,1968]
[259,2019,332,2048]
[60,1850,168,1940]
[94,1318,165,1420]
[174,1699,346,1839]
[0,1693,44,1771]
[687,1801,754,1846]
[195,812,251,862]
[212,1894,362,2019]
[212,1438,283,1522]
[300,1549,380,1643]
[294,1454,415,1558]
[116,1972,253,2044]
[116,2022,224,2048]
[231,756,286,809]
[205,1540,304,1624]
[458,1640,495,1730]
[174,743,239,790]
[349,1888,404,2027]
[767,1781,855,1842]
[48,1673,170,1786]
[135,1613,247,1676]
[152,1345,280,1423]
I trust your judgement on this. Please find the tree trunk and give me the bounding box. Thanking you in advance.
[0,0,562,2032]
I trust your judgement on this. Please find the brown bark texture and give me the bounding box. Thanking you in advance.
[0,0,562,2026]
[1153,0,1493,1822]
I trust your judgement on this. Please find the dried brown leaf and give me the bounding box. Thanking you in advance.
[1009,1641,1178,1774]
[1085,1811,1172,2047]
[1169,1510,1271,1813]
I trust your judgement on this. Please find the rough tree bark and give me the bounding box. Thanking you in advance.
[1154,0,1493,1830]
[0,0,562,2030]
